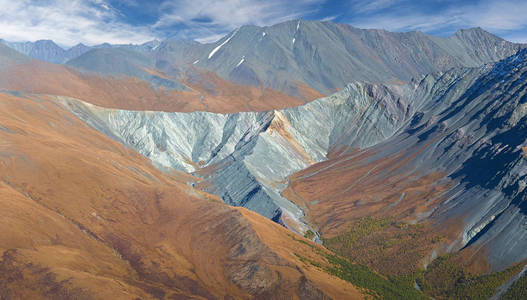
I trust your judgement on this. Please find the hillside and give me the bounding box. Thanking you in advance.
[0,91,363,299]
[0,44,311,113]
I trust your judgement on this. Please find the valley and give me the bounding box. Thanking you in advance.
[0,16,526,299]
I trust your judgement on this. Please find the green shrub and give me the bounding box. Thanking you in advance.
[502,273,527,300]
[417,255,525,299]
[291,234,427,299]
[304,230,315,240]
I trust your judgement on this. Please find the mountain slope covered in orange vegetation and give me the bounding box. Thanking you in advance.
[0,91,361,299]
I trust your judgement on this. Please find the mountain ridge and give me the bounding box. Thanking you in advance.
[0,38,162,64]
[2,20,524,112]
[62,20,526,102]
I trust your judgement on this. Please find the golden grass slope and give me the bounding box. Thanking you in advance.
[1,57,320,113]
[283,147,460,276]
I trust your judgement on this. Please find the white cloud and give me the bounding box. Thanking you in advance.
[0,0,155,47]
[319,15,339,22]
[351,12,461,33]
[352,0,401,13]
[462,0,527,31]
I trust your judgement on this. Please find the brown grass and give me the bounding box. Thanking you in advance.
[283,144,464,275]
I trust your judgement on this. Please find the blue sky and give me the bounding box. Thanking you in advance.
[0,0,526,47]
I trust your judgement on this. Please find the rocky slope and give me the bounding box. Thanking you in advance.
[285,49,527,273]
[61,80,408,234]
[188,22,525,95]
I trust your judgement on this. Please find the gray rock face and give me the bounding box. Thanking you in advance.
[60,80,406,233]
[299,49,527,271]
[181,21,525,95]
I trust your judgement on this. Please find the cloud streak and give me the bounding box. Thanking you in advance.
[154,0,324,42]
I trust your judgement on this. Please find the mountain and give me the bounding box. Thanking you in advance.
[0,42,30,67]
[59,20,525,105]
[61,79,406,235]
[0,39,92,64]
[66,43,91,60]
[0,39,162,64]
[1,20,512,113]
[62,48,527,296]
[0,43,32,88]
[131,39,162,51]
[283,49,527,275]
[159,22,522,92]
[0,39,66,63]
[2,20,524,101]
[188,22,525,95]
[66,47,158,80]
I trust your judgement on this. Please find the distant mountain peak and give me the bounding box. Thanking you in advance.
[33,39,62,47]
[71,42,88,48]
[454,26,497,38]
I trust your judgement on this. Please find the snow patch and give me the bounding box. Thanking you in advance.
[208,29,238,59]
[236,56,245,67]
[292,21,299,46]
